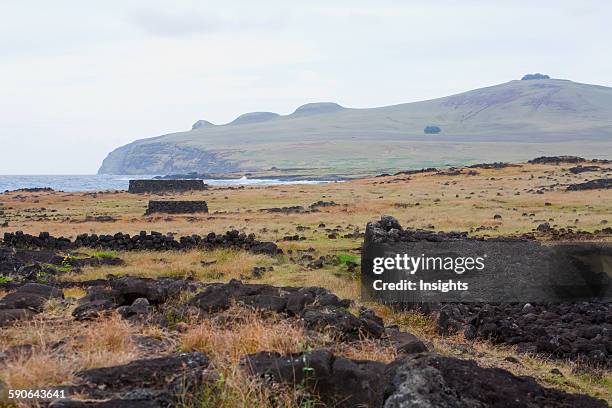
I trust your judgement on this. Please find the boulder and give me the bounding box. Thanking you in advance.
[188,279,350,315]
[386,329,428,354]
[52,352,217,406]
[301,305,383,340]
[242,349,386,408]
[0,283,63,312]
[73,299,116,321]
[384,353,607,407]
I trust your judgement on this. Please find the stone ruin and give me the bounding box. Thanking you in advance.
[145,200,208,215]
[128,179,207,193]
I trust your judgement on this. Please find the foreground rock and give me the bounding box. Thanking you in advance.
[188,279,389,340]
[242,349,607,408]
[242,349,386,408]
[0,245,122,284]
[385,353,607,408]
[365,215,469,244]
[49,352,215,407]
[0,283,63,326]
[437,302,612,366]
[73,276,201,321]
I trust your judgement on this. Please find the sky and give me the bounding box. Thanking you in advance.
[1,0,612,174]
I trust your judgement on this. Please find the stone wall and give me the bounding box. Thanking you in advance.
[145,200,208,215]
[128,179,207,193]
[2,230,280,255]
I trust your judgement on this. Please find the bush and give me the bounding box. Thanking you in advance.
[424,125,441,134]
[521,73,550,80]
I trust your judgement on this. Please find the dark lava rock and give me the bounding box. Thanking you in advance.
[365,215,469,244]
[467,162,519,169]
[384,353,606,408]
[309,200,338,210]
[52,353,215,407]
[72,276,201,321]
[188,280,386,340]
[0,246,65,282]
[386,328,428,354]
[566,178,612,191]
[301,305,384,340]
[260,206,307,214]
[529,156,585,164]
[188,279,350,315]
[569,165,601,174]
[144,200,208,215]
[4,187,54,193]
[536,222,552,232]
[0,283,63,313]
[73,299,116,321]
[436,302,612,366]
[244,350,605,408]
[241,349,386,408]
[393,168,438,176]
[3,229,280,256]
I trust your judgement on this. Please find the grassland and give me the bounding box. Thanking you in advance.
[0,161,611,406]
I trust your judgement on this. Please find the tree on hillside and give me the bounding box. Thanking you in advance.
[424,125,441,134]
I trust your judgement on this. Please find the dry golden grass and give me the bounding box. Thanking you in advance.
[2,163,610,246]
[73,314,139,369]
[0,314,140,398]
[179,307,328,408]
[67,248,274,282]
[1,349,77,391]
[62,287,86,299]
[181,307,313,365]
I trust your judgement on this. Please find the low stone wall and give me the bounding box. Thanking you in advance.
[2,230,280,255]
[128,179,207,193]
[145,200,208,215]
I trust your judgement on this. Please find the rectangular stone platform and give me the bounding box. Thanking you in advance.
[145,201,208,215]
[128,180,207,193]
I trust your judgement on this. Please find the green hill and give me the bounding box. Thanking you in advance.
[98,77,612,176]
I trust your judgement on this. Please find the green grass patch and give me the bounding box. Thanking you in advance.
[92,251,118,259]
[336,253,360,265]
[0,275,13,283]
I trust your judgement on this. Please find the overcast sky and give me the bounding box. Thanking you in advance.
[1,0,612,174]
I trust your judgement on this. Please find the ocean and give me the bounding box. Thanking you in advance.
[0,175,329,193]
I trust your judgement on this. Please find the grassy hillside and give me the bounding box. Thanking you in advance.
[99,78,612,175]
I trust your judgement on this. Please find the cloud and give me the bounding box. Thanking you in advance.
[128,8,225,37]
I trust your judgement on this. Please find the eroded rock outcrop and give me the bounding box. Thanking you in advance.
[566,178,612,191]
[0,283,63,326]
[242,349,386,408]
[384,353,607,408]
[50,352,216,407]
[242,349,607,408]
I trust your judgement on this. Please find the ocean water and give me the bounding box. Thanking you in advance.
[0,175,329,193]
